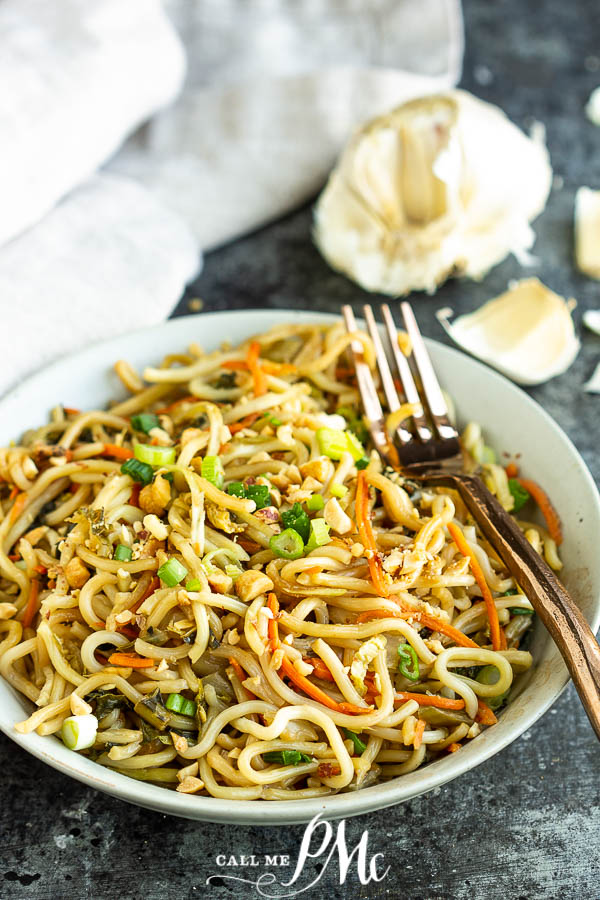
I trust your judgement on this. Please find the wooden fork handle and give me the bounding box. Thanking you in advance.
[426,471,600,740]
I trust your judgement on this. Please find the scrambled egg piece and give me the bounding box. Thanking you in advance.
[350,635,386,697]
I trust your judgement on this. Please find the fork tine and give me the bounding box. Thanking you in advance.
[341,305,393,461]
[363,305,414,445]
[399,301,458,441]
[381,303,432,443]
[363,305,400,413]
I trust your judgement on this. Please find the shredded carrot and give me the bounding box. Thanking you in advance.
[356,471,388,598]
[394,692,466,710]
[447,521,503,652]
[228,657,247,683]
[447,742,461,753]
[102,444,134,460]
[8,554,20,562]
[221,360,247,371]
[505,462,519,478]
[304,565,322,576]
[107,652,155,668]
[130,576,160,615]
[267,592,280,651]
[8,485,19,501]
[279,656,369,715]
[476,698,498,725]
[33,565,47,575]
[228,412,261,434]
[261,361,296,375]
[154,395,197,415]
[246,341,268,397]
[21,579,40,628]
[9,492,28,525]
[413,717,426,749]
[355,607,480,649]
[63,407,81,416]
[304,657,335,682]
[516,477,563,546]
[129,483,141,507]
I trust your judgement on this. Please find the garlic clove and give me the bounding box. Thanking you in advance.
[586,87,600,127]
[584,362,600,394]
[575,187,600,279]
[583,309,600,336]
[314,90,552,296]
[436,278,580,385]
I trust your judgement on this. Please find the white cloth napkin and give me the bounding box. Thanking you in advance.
[112,0,463,248]
[0,175,199,397]
[0,0,463,397]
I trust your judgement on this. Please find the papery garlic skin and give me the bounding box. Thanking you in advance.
[314,91,552,296]
[575,187,600,279]
[436,278,579,386]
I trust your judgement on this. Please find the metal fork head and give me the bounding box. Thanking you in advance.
[342,302,462,472]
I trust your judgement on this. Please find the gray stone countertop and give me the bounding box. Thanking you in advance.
[2,1,600,898]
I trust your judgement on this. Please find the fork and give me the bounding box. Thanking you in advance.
[343,301,600,741]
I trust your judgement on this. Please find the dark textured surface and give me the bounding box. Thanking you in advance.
[3,2,600,898]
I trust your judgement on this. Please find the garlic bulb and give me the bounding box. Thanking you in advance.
[314,91,552,296]
[575,187,600,279]
[436,278,579,385]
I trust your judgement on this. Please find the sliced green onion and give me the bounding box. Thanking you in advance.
[281,502,310,543]
[355,456,370,470]
[134,444,176,467]
[476,665,509,710]
[263,750,312,766]
[306,493,325,511]
[267,415,282,427]
[269,528,305,560]
[114,544,132,562]
[397,643,420,681]
[508,478,530,512]
[330,483,348,499]
[503,588,518,596]
[131,413,160,434]
[185,578,202,592]
[246,484,270,510]
[225,564,241,581]
[510,607,535,616]
[345,431,365,462]
[316,427,350,460]
[305,518,330,553]
[201,455,224,489]
[120,458,154,485]
[157,557,188,587]
[226,481,246,498]
[342,728,367,755]
[165,693,197,717]
[61,714,98,751]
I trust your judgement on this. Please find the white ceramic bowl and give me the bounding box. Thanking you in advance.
[1,310,599,825]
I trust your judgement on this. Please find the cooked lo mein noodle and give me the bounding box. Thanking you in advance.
[0,321,562,799]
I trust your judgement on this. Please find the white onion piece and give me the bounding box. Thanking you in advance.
[62,714,98,751]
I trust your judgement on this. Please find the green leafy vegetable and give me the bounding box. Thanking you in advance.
[263,750,312,766]
[508,478,530,512]
[342,728,367,755]
[281,502,310,543]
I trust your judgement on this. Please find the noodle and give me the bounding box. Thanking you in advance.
[0,322,552,800]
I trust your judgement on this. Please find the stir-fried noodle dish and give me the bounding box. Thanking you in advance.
[0,322,563,800]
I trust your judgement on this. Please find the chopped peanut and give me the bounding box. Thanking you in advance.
[176,776,205,794]
[300,457,334,482]
[207,569,234,595]
[142,514,169,541]
[64,557,90,589]
[139,474,171,516]
[234,569,274,603]
[324,497,353,534]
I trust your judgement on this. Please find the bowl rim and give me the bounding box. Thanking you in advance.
[1,308,598,825]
